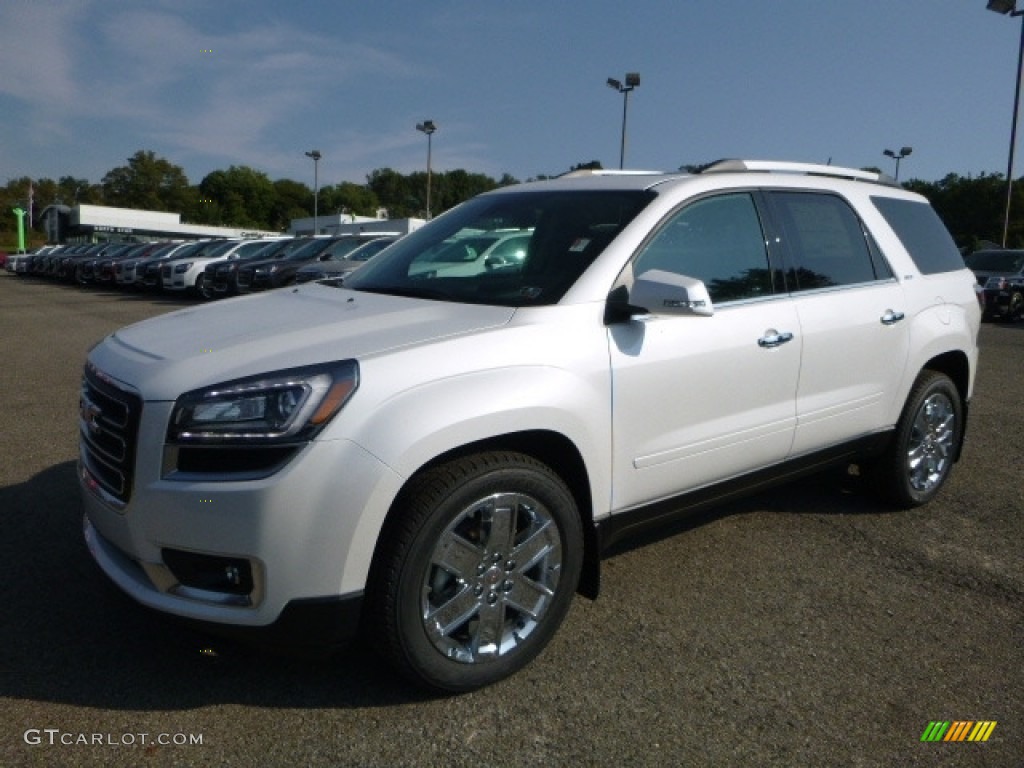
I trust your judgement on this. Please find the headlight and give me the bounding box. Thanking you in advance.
[168,360,358,443]
[174,262,193,273]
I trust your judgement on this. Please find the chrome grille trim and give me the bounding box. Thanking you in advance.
[79,363,142,507]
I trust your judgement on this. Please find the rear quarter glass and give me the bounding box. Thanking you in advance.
[870,196,965,275]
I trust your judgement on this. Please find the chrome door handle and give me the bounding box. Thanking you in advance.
[880,309,905,325]
[758,330,794,348]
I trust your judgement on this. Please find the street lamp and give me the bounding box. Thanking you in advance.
[416,120,437,218]
[883,146,913,180]
[305,149,321,234]
[987,0,1024,246]
[607,72,640,169]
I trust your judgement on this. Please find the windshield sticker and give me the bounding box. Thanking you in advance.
[519,286,543,299]
[569,238,591,253]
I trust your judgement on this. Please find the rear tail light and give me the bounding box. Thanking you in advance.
[984,276,1008,290]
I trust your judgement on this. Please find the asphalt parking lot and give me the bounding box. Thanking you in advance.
[0,272,1020,767]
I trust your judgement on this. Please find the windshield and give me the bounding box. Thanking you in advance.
[233,240,281,260]
[187,240,232,259]
[321,237,386,261]
[345,237,396,262]
[283,237,338,261]
[344,190,653,305]
[964,250,1024,273]
[252,239,306,261]
[170,241,210,259]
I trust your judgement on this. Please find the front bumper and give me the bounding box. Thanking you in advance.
[85,516,365,645]
[80,429,403,632]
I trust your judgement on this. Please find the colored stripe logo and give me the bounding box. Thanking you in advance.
[920,721,997,742]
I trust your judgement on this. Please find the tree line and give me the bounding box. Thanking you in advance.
[3,149,1022,250]
[1,149,524,242]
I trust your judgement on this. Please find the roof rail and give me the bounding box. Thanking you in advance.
[558,168,663,178]
[701,159,899,187]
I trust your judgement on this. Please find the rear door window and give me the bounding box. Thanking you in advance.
[769,192,888,290]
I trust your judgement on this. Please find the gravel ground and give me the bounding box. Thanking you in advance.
[0,273,1020,767]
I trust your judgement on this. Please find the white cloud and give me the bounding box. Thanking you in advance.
[0,2,86,109]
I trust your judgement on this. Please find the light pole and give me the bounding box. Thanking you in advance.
[305,149,321,234]
[607,73,640,169]
[416,120,437,218]
[987,0,1024,246]
[883,146,912,180]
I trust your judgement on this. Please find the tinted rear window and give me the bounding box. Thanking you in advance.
[964,250,1024,273]
[870,197,964,275]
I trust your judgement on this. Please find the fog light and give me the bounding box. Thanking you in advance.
[162,549,253,596]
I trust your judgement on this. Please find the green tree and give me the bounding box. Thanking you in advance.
[905,173,1009,249]
[1,177,34,239]
[432,169,499,212]
[367,168,418,218]
[56,176,97,205]
[269,178,313,231]
[198,165,276,228]
[101,150,193,212]
[369,167,503,218]
[320,181,380,219]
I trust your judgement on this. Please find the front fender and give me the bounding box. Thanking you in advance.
[325,363,612,596]
[356,364,610,503]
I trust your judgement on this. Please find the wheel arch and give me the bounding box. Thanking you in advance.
[368,430,602,604]
[920,348,972,461]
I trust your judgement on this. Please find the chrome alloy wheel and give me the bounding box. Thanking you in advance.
[906,391,956,493]
[420,492,563,664]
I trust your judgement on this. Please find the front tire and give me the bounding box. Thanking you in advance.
[873,371,962,509]
[366,452,583,692]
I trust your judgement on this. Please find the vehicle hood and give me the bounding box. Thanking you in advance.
[89,285,516,400]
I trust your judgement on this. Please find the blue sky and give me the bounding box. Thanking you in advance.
[1,0,1020,189]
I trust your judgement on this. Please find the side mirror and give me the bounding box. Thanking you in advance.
[628,269,714,317]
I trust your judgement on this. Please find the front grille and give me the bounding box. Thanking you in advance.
[161,265,171,279]
[236,269,252,288]
[80,363,142,506]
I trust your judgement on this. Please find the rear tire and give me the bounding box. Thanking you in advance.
[1008,290,1023,322]
[365,452,583,693]
[872,371,962,509]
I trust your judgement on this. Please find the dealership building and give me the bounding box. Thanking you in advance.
[39,203,423,243]
[38,204,280,243]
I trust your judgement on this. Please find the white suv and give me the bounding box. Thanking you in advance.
[79,161,980,691]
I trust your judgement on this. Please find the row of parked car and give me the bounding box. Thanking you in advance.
[8,234,1022,322]
[5,232,401,298]
[964,248,1024,322]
